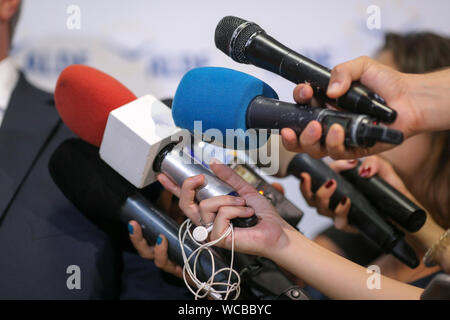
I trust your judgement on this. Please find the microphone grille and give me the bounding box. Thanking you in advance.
[215,16,263,64]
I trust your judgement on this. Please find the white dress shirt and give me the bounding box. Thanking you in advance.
[0,57,19,127]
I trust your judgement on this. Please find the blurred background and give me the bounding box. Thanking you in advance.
[11,0,450,238]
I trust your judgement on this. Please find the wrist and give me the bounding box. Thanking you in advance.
[406,70,450,134]
[412,213,444,250]
[263,224,301,261]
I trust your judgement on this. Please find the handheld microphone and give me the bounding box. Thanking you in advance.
[286,154,419,268]
[189,140,304,228]
[215,16,397,123]
[172,67,403,148]
[274,139,426,233]
[48,138,233,300]
[340,162,426,233]
[54,65,257,228]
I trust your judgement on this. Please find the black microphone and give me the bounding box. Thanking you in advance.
[247,96,403,147]
[287,154,419,268]
[48,138,234,299]
[340,161,426,233]
[215,16,397,123]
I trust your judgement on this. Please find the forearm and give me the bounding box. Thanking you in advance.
[408,68,450,133]
[411,214,444,250]
[270,228,423,300]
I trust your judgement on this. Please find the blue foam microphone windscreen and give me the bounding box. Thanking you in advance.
[172,67,278,148]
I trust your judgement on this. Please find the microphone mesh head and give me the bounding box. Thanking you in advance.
[215,16,263,64]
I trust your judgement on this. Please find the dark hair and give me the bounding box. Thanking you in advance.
[379,32,450,228]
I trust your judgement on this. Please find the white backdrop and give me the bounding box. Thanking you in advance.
[11,0,450,237]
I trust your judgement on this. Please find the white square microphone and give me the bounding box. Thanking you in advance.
[100,94,186,188]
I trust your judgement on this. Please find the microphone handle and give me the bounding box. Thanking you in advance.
[155,143,258,228]
[287,154,419,268]
[247,96,402,147]
[120,192,232,291]
[340,162,426,233]
[244,32,396,123]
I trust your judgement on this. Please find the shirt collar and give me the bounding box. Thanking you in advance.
[0,57,20,109]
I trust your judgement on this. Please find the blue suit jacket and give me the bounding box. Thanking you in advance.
[0,73,189,299]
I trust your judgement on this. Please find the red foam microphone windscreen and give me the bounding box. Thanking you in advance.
[54,65,137,147]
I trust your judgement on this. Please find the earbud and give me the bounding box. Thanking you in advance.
[193,224,213,242]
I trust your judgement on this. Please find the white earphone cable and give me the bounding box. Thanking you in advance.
[178,219,241,300]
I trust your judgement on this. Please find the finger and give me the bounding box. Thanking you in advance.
[271,183,284,195]
[359,156,408,192]
[327,56,371,98]
[157,173,181,198]
[298,173,316,207]
[198,195,246,225]
[329,159,359,173]
[325,124,346,159]
[314,179,337,217]
[358,156,381,178]
[281,128,302,153]
[293,83,314,104]
[209,161,258,198]
[154,234,183,278]
[178,175,205,224]
[128,221,155,260]
[210,206,255,246]
[299,121,326,158]
[334,197,352,231]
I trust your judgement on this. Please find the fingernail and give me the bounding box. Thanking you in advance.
[325,180,334,188]
[360,167,371,178]
[329,125,340,137]
[299,87,308,100]
[210,158,223,165]
[327,82,341,95]
[307,124,316,135]
[128,223,134,235]
[340,196,347,205]
[156,235,162,245]
[348,159,358,164]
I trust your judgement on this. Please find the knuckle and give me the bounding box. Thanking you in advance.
[332,64,344,74]
[198,201,208,211]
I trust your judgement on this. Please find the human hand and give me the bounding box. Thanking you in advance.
[299,155,419,232]
[158,161,296,258]
[128,222,184,279]
[282,56,421,159]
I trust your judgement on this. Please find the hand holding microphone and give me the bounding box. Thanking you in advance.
[299,156,426,233]
[283,56,431,159]
[215,16,397,123]
[162,160,295,259]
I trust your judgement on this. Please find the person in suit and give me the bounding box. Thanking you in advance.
[0,0,189,299]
